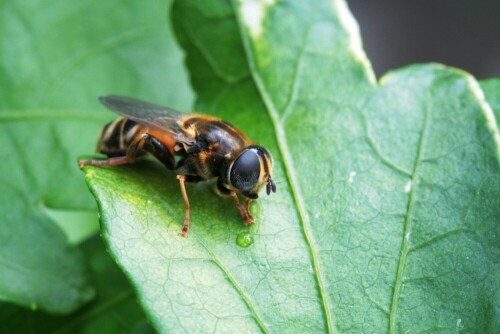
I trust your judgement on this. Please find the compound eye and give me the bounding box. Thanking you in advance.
[230,149,261,192]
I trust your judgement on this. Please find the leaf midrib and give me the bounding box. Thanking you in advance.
[230,1,334,332]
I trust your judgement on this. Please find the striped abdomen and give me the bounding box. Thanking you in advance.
[97,117,142,157]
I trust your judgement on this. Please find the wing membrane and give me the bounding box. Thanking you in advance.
[99,95,194,144]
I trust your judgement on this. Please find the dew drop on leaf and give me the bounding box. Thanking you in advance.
[236,232,254,248]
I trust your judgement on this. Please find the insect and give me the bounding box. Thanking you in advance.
[79,95,276,236]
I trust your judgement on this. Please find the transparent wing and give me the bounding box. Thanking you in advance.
[99,95,195,144]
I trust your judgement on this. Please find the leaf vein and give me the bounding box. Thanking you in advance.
[180,19,250,84]
[0,110,111,122]
[40,26,165,107]
[192,235,269,334]
[408,227,467,254]
[388,99,431,332]
[279,27,309,125]
[361,110,412,177]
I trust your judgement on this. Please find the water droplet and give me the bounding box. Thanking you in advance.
[30,302,38,311]
[236,232,254,248]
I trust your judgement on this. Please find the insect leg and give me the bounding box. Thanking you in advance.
[177,175,191,237]
[244,197,255,223]
[79,135,145,168]
[79,156,132,168]
[214,178,232,196]
[230,193,254,226]
[184,175,203,183]
[81,132,177,169]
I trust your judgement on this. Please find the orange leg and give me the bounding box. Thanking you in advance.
[244,197,254,223]
[177,175,190,237]
[231,193,255,225]
[79,133,176,170]
[79,135,145,168]
[79,156,132,168]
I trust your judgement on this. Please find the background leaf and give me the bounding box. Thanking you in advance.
[0,236,154,333]
[0,0,192,316]
[82,0,500,333]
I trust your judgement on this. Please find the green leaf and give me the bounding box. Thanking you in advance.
[480,79,500,126]
[0,0,192,314]
[0,236,155,334]
[84,0,499,333]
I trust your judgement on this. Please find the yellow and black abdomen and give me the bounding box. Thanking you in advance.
[97,117,142,157]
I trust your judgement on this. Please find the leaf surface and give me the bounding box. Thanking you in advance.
[0,236,154,333]
[0,0,192,314]
[480,78,500,126]
[84,0,500,333]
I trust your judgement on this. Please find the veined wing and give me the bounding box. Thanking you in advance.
[99,95,195,144]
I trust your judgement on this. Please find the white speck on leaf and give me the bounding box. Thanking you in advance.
[240,0,275,38]
[456,318,463,333]
[404,180,412,193]
[348,171,356,183]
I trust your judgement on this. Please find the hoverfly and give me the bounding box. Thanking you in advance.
[79,96,276,236]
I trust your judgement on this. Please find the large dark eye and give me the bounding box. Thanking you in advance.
[230,149,260,192]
